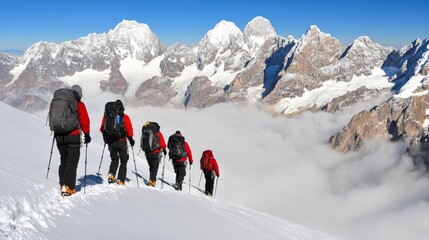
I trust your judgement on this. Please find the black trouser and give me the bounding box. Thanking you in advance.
[146,153,161,182]
[204,170,216,195]
[173,161,186,190]
[56,135,81,190]
[108,139,129,182]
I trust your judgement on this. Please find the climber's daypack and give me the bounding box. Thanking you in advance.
[168,134,187,160]
[48,88,79,134]
[103,101,126,141]
[200,150,214,171]
[141,122,160,153]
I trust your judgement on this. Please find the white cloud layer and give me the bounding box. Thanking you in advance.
[34,92,429,240]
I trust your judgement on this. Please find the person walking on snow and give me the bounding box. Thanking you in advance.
[200,150,219,196]
[167,131,193,191]
[100,100,134,185]
[51,85,91,197]
[141,121,167,187]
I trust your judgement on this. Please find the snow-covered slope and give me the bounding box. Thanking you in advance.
[0,101,342,240]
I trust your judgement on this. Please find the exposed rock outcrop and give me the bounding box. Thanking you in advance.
[184,76,225,108]
[160,44,196,78]
[134,76,177,106]
[329,94,429,152]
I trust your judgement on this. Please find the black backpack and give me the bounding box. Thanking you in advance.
[168,134,187,160]
[102,101,126,141]
[140,122,160,153]
[48,88,79,134]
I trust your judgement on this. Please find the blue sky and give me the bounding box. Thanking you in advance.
[1,0,428,53]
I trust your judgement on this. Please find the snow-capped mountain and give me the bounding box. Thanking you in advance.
[197,20,250,72]
[330,39,429,152]
[0,20,163,110]
[1,17,429,154]
[0,17,409,115]
[243,16,278,55]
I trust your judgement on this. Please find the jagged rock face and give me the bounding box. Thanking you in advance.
[285,26,344,79]
[227,36,293,101]
[184,76,225,108]
[0,52,18,85]
[134,76,177,106]
[321,86,383,112]
[160,43,196,78]
[339,36,393,78]
[243,16,277,55]
[264,26,345,104]
[100,60,128,95]
[330,94,429,152]
[385,39,429,82]
[197,20,251,72]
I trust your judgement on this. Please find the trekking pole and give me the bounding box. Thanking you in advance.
[84,143,88,194]
[131,146,140,188]
[214,177,219,198]
[189,164,192,195]
[198,171,203,189]
[161,154,166,190]
[97,143,106,175]
[46,135,55,179]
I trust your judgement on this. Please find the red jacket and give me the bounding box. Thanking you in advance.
[70,101,90,136]
[210,158,220,177]
[146,131,167,154]
[99,113,134,141]
[200,150,219,177]
[175,141,193,164]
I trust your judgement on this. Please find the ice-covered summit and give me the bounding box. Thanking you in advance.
[202,20,244,46]
[244,16,277,54]
[197,20,249,71]
[108,19,163,61]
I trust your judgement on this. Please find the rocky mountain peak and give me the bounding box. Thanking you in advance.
[343,36,392,67]
[202,20,243,46]
[109,19,152,36]
[23,41,58,61]
[107,19,164,61]
[197,20,249,71]
[286,25,343,74]
[299,25,334,44]
[244,16,277,54]
[305,25,322,35]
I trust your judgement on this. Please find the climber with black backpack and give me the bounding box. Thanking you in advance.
[48,85,91,197]
[167,131,193,191]
[140,121,166,187]
[100,100,134,185]
[200,150,219,196]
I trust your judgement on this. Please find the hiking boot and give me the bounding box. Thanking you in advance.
[108,173,116,184]
[117,180,125,186]
[174,182,182,191]
[147,180,156,187]
[61,185,76,197]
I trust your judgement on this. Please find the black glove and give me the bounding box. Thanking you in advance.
[189,161,193,165]
[128,137,135,147]
[84,133,91,144]
[163,149,167,155]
